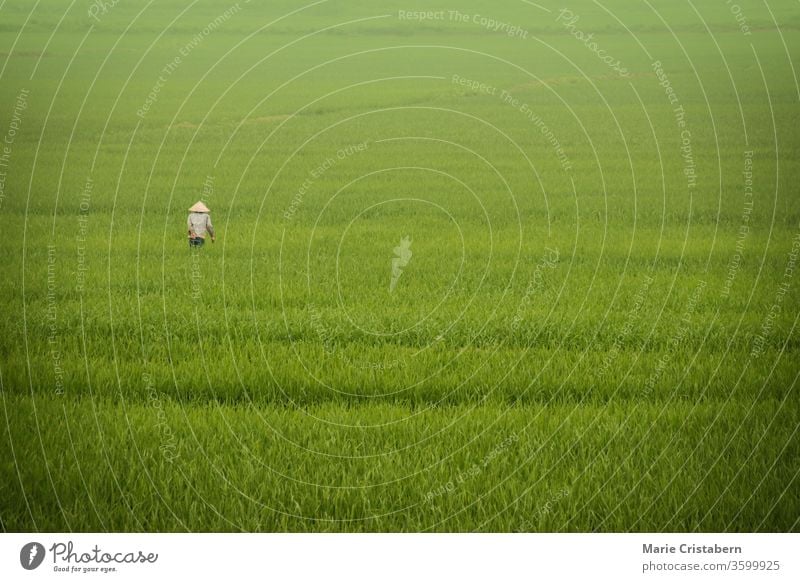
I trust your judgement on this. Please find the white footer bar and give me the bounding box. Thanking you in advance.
[1,533,797,581]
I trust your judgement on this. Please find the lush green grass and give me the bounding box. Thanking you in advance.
[1,0,799,531]
[4,396,797,532]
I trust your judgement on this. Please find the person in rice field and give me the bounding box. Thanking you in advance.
[187,201,215,247]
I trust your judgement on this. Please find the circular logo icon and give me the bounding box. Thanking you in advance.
[20,542,45,570]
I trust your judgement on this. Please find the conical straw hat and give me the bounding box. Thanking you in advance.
[188,201,210,213]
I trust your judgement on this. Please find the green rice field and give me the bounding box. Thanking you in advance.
[1,0,799,531]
